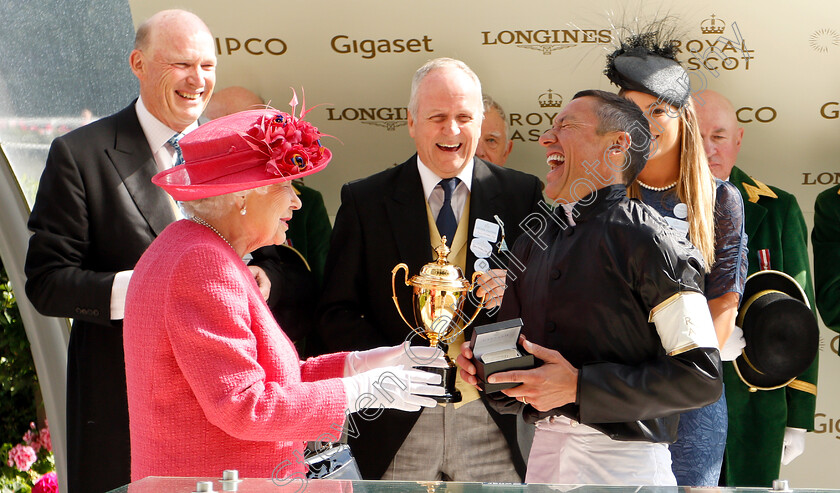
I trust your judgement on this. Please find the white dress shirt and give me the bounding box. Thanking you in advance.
[416,156,474,222]
[135,96,198,172]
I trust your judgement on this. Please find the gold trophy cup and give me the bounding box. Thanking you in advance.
[391,238,486,402]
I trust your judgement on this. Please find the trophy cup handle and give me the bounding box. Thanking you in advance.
[391,263,422,336]
[461,271,488,331]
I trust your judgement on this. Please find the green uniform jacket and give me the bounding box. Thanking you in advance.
[723,166,818,487]
[813,184,840,332]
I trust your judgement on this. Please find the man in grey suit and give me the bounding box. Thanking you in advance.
[24,10,218,492]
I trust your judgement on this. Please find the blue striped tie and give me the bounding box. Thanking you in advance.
[167,133,184,166]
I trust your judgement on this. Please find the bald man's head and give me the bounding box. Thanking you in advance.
[130,9,216,131]
[696,90,743,180]
[204,86,265,120]
[136,10,202,49]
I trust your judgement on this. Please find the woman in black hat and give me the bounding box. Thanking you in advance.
[606,34,749,486]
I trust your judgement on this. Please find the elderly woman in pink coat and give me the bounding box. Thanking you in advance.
[124,106,444,481]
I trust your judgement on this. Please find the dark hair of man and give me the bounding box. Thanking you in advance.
[572,89,651,184]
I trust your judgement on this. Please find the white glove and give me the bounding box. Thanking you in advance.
[719,324,746,361]
[345,341,448,376]
[781,427,806,465]
[342,365,444,413]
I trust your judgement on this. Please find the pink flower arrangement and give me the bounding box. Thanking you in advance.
[7,444,37,471]
[20,420,51,454]
[22,426,40,453]
[38,425,51,453]
[237,89,331,178]
[32,471,58,493]
[2,420,55,490]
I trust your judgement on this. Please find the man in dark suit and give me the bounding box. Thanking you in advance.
[318,58,543,481]
[814,184,840,333]
[696,90,818,487]
[24,10,218,492]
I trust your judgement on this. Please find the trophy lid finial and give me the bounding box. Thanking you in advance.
[435,237,451,265]
[405,237,470,290]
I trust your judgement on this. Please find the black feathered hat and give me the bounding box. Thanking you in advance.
[605,32,691,108]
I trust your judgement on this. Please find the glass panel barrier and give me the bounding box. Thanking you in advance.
[107,477,840,493]
[0,0,138,207]
[0,2,138,492]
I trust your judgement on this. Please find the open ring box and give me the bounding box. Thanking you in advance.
[469,318,535,393]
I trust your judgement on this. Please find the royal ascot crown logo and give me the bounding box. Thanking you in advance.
[480,28,612,55]
[538,89,563,109]
[326,106,408,132]
[700,14,726,35]
[330,35,434,59]
[670,14,755,72]
[810,28,840,53]
[215,37,286,56]
[509,90,564,142]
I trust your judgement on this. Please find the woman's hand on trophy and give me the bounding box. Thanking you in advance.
[456,341,481,389]
[345,341,448,376]
[342,366,444,412]
[475,269,507,309]
[494,336,579,412]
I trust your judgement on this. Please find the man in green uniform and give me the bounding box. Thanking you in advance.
[696,90,818,487]
[813,184,840,333]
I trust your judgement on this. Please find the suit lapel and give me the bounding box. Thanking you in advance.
[106,104,175,236]
[742,199,766,241]
[466,159,504,278]
[731,166,766,241]
[385,156,432,269]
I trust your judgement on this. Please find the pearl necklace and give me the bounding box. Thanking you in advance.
[190,216,235,252]
[637,179,678,192]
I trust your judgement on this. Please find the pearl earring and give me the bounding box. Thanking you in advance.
[240,205,247,215]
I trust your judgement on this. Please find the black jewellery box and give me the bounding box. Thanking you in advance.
[469,318,535,393]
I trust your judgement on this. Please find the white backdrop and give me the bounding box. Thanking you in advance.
[129,1,840,488]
